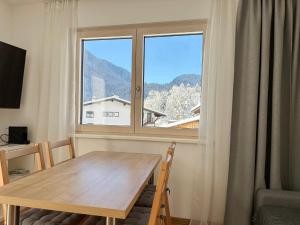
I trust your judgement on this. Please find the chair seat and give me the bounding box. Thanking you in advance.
[80,216,106,225]
[82,207,151,225]
[20,208,85,225]
[135,185,156,208]
[256,206,300,225]
[122,207,151,225]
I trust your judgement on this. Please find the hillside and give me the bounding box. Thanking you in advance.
[83,50,201,102]
[143,74,201,97]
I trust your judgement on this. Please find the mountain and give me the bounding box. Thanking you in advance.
[143,74,201,97]
[83,51,131,101]
[83,50,201,102]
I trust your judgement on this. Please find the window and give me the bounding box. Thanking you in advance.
[103,112,120,117]
[86,111,94,118]
[77,21,206,137]
[81,37,133,126]
[142,34,202,129]
[146,113,152,123]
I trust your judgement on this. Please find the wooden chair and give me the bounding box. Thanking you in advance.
[82,143,176,225]
[0,144,86,225]
[161,142,175,225]
[44,137,75,168]
[135,142,176,225]
[0,144,45,224]
[149,145,175,225]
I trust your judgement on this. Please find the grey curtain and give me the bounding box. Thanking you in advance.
[224,1,300,225]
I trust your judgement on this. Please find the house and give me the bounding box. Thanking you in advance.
[162,103,200,128]
[191,103,201,115]
[161,115,200,129]
[82,95,166,126]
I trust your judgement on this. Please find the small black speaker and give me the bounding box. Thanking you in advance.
[8,126,30,144]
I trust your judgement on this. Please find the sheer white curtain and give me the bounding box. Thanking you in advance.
[191,0,238,224]
[36,0,78,143]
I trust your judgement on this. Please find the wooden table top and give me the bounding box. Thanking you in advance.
[0,151,161,218]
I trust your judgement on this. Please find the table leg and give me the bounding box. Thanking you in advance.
[6,205,17,225]
[106,217,116,225]
[106,217,111,225]
[15,206,20,224]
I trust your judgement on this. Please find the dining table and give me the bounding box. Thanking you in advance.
[0,151,161,225]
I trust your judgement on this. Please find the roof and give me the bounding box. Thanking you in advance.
[160,115,200,128]
[191,103,201,114]
[84,95,166,117]
[84,95,131,106]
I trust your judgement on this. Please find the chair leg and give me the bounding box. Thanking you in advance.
[163,193,172,225]
[156,217,162,225]
[2,204,7,225]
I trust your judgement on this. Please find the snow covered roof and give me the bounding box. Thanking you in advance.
[160,115,200,128]
[191,103,201,114]
[84,95,131,106]
[84,95,166,117]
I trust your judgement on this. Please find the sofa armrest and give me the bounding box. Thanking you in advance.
[255,189,300,211]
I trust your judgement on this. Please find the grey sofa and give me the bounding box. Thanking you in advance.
[255,189,300,225]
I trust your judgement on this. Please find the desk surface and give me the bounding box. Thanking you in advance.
[0,151,161,218]
[0,144,33,152]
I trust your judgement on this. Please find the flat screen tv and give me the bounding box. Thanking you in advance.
[0,41,26,108]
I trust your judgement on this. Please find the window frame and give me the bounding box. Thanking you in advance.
[76,20,207,138]
[76,28,137,134]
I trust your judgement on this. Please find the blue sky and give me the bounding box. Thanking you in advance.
[84,34,203,84]
[84,38,133,72]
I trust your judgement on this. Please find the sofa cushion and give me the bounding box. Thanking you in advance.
[256,206,300,225]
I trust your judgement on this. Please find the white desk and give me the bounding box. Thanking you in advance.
[0,144,32,152]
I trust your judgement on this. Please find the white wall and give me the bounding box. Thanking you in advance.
[0,0,12,137]
[78,0,210,27]
[0,0,12,44]
[0,2,44,141]
[0,2,45,172]
[0,0,218,222]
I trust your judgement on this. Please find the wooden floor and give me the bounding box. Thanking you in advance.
[0,216,190,225]
[172,217,191,225]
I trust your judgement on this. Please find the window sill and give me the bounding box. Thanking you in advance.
[74,133,204,144]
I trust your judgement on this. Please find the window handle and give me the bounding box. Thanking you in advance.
[135,86,141,96]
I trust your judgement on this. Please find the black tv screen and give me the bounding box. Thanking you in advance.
[0,41,26,108]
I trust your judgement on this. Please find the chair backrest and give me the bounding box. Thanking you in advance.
[0,144,45,224]
[148,142,176,225]
[164,142,175,187]
[165,142,175,164]
[45,137,75,168]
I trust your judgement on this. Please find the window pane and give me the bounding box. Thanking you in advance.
[81,38,132,126]
[142,34,203,129]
